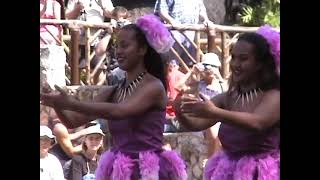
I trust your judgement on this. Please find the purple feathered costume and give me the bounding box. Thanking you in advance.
[204,123,280,180]
[95,111,187,180]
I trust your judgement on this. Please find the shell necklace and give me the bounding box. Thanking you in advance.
[234,88,263,107]
[116,71,147,102]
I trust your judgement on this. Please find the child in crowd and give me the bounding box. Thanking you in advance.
[67,125,104,180]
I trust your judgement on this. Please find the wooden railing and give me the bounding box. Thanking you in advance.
[40,19,279,85]
[165,24,278,78]
[41,19,113,85]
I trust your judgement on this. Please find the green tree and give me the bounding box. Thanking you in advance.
[240,0,280,27]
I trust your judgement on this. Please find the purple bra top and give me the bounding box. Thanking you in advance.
[108,110,166,158]
[219,122,280,156]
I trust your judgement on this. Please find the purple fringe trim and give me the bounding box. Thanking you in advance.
[112,153,135,180]
[204,151,280,180]
[161,151,187,180]
[95,150,187,180]
[96,151,116,180]
[96,151,135,180]
[139,151,160,180]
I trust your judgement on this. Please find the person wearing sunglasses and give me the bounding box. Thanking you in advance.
[174,53,227,163]
[195,53,227,163]
[198,53,227,95]
[177,52,227,96]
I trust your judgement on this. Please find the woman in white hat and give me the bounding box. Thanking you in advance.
[40,125,65,180]
[66,125,104,180]
[198,53,227,96]
[195,53,227,161]
[178,53,227,161]
[177,53,227,95]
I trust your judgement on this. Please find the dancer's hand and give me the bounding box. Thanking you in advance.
[40,85,77,109]
[180,93,218,118]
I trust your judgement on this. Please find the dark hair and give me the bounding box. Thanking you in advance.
[112,6,129,19]
[228,32,279,93]
[121,24,167,91]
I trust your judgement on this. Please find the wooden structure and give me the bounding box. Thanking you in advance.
[41,19,113,85]
[40,19,279,85]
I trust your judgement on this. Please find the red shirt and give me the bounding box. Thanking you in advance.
[166,69,186,116]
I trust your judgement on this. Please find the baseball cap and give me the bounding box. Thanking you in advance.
[40,126,56,145]
[85,125,105,136]
[40,126,55,139]
[85,120,99,128]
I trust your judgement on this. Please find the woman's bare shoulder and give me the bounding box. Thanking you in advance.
[211,92,228,108]
[137,75,167,106]
[143,74,166,93]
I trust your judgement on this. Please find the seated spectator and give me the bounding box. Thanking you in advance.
[195,53,227,160]
[40,125,65,180]
[165,53,227,134]
[166,59,187,108]
[49,119,85,167]
[196,53,227,97]
[163,59,187,133]
[95,6,131,85]
[66,125,105,180]
[95,6,131,58]
[59,121,105,179]
[46,109,98,167]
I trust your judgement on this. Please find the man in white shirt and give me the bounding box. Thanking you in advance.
[66,0,115,83]
[66,0,114,45]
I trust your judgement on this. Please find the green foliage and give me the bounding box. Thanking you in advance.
[240,0,280,27]
[241,6,254,23]
[80,70,87,82]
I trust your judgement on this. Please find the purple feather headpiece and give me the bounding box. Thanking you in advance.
[257,25,280,75]
[136,14,174,54]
